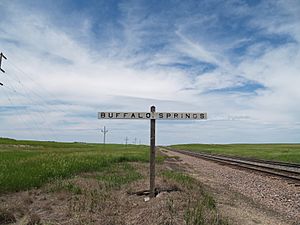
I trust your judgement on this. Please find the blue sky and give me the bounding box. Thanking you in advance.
[0,0,300,144]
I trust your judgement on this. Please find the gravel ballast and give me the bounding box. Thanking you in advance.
[162,149,300,225]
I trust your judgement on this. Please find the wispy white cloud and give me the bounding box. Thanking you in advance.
[0,0,300,144]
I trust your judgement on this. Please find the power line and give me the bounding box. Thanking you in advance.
[0,52,104,141]
[0,55,55,140]
[1,87,37,138]
[5,60,76,125]
[5,63,69,115]
[0,53,38,138]
[1,55,82,140]
[0,53,62,140]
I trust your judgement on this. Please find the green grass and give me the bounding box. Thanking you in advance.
[0,138,152,193]
[162,170,196,189]
[94,162,142,189]
[184,197,229,225]
[48,180,83,194]
[162,170,229,225]
[170,144,300,163]
[48,163,142,194]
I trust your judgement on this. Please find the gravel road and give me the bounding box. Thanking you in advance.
[162,149,300,225]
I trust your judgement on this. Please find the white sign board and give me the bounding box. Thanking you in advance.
[98,112,207,120]
[98,112,155,119]
[156,112,207,120]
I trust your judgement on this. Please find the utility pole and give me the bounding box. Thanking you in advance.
[0,52,7,74]
[134,137,137,145]
[0,52,6,87]
[125,136,129,146]
[101,126,108,145]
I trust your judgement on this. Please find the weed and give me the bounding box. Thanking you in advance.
[162,169,228,225]
[184,198,229,225]
[203,193,216,210]
[64,182,82,195]
[161,170,196,189]
[47,180,82,194]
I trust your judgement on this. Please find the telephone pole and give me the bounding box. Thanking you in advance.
[101,126,108,145]
[125,136,129,146]
[0,52,7,74]
[134,137,137,145]
[0,52,7,87]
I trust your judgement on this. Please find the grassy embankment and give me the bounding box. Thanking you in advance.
[0,138,151,193]
[170,144,300,163]
[0,138,229,224]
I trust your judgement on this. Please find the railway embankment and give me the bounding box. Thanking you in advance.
[162,148,300,225]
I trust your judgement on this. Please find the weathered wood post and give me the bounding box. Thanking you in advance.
[149,105,156,197]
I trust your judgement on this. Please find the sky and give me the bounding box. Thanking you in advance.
[0,0,300,145]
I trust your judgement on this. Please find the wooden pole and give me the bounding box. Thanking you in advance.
[0,52,7,73]
[149,105,156,197]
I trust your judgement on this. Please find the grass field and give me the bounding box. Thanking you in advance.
[0,138,229,225]
[0,138,153,193]
[170,144,300,163]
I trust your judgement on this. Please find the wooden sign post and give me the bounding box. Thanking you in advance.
[98,106,207,197]
[149,106,156,197]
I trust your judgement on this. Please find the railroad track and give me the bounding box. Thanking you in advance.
[162,147,300,184]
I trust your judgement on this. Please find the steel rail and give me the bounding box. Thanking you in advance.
[163,147,300,183]
[203,153,300,168]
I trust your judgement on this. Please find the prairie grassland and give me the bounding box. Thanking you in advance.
[170,144,300,163]
[0,138,151,193]
[0,138,231,225]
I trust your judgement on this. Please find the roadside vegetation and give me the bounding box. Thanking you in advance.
[162,170,229,225]
[0,138,229,224]
[0,137,150,193]
[170,144,300,163]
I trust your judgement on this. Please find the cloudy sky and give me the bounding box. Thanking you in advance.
[0,0,300,144]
